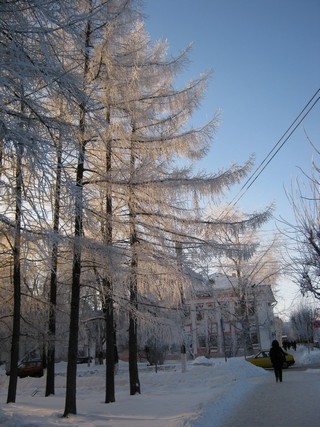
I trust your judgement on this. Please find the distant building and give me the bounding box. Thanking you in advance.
[184,273,277,357]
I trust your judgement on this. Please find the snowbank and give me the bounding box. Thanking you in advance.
[0,346,318,427]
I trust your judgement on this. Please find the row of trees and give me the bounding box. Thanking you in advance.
[0,0,274,418]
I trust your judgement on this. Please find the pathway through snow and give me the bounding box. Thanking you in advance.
[223,368,320,426]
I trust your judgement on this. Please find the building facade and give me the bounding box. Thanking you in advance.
[184,273,277,357]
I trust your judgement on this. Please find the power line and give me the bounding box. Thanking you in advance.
[227,88,320,210]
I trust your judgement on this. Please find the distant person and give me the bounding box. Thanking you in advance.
[269,339,286,383]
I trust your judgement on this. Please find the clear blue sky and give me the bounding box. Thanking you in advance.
[144,0,320,226]
[143,0,320,315]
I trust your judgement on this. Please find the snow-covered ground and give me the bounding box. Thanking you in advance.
[0,345,319,427]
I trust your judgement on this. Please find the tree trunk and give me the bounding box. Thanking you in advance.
[104,125,116,403]
[128,131,140,395]
[63,7,91,416]
[63,110,86,416]
[129,304,140,394]
[104,290,115,403]
[7,142,23,403]
[128,233,140,395]
[45,136,62,397]
[63,246,82,416]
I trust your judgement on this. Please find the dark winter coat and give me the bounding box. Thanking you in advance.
[269,341,286,367]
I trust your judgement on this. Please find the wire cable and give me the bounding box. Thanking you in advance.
[219,88,320,216]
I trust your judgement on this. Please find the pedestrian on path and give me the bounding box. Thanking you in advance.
[269,339,286,382]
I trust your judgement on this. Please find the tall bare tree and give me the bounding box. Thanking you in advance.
[283,143,320,300]
[202,206,279,352]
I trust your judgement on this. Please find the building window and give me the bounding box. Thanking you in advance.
[247,300,255,316]
[209,334,218,348]
[235,301,244,317]
[250,332,259,345]
[222,321,231,333]
[198,335,206,348]
[196,310,203,321]
[208,321,218,334]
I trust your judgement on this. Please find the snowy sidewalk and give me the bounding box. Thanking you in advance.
[224,368,320,427]
[1,347,320,427]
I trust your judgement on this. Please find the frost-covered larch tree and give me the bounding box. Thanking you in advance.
[60,0,140,416]
[76,0,142,403]
[0,0,80,403]
[87,15,258,395]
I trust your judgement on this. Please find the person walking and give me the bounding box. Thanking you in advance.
[269,339,286,383]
